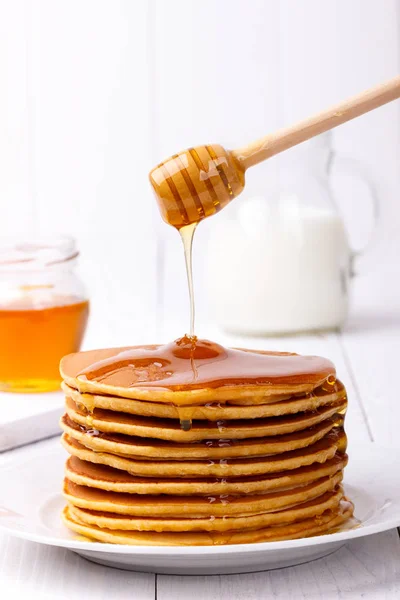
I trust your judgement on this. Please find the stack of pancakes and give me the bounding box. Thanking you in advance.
[59,343,354,546]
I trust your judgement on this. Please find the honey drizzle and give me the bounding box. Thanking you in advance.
[178,218,198,427]
[73,197,336,435]
[176,406,194,432]
[79,393,96,429]
[179,222,197,338]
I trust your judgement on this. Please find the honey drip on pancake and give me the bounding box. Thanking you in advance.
[81,393,96,431]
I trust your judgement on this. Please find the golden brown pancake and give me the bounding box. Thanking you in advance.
[67,488,344,532]
[65,396,347,442]
[61,430,347,478]
[60,414,343,459]
[62,499,354,545]
[61,380,346,421]
[65,454,347,495]
[64,471,343,517]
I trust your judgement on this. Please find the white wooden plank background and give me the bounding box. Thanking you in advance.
[157,531,400,600]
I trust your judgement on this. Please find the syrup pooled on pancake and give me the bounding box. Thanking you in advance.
[77,336,335,391]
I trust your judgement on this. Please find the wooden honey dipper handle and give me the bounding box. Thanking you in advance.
[150,76,400,229]
[233,75,400,170]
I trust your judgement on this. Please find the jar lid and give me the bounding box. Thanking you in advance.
[0,236,78,270]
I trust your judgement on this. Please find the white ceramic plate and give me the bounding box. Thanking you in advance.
[0,439,399,575]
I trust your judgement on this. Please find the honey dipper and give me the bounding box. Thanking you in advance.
[150,75,400,228]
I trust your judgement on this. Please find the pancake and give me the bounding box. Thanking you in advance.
[62,499,354,545]
[60,340,354,546]
[62,430,347,477]
[60,414,343,459]
[65,454,347,495]
[65,396,347,442]
[61,380,346,421]
[67,488,344,532]
[60,344,335,405]
[64,471,343,517]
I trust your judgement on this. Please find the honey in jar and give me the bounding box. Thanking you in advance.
[0,237,89,392]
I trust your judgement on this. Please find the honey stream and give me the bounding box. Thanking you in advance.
[179,223,198,339]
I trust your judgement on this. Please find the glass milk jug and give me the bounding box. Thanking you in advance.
[206,133,379,335]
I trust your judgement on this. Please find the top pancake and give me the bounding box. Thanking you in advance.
[60,341,335,405]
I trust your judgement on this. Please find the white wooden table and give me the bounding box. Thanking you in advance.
[1,273,400,599]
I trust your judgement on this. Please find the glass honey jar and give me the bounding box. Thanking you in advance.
[0,236,89,393]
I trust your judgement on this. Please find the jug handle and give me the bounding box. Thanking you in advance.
[329,154,380,277]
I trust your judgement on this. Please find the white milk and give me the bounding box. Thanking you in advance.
[206,197,351,335]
